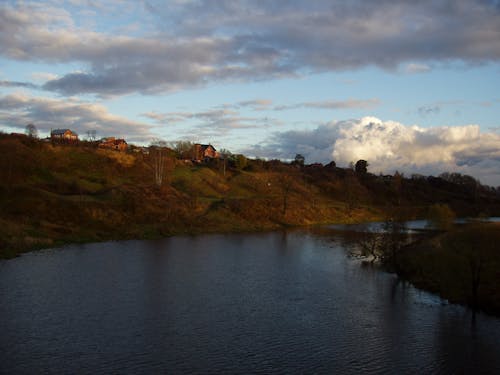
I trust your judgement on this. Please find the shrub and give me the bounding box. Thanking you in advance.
[428,204,455,230]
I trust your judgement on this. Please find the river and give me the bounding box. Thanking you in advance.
[1,229,500,373]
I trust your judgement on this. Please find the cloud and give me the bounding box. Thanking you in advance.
[418,105,441,116]
[274,98,380,111]
[403,63,431,74]
[0,80,39,89]
[141,98,376,134]
[243,117,500,186]
[1,1,500,96]
[243,123,340,163]
[416,99,499,116]
[141,104,282,142]
[0,93,153,142]
[141,111,171,123]
[236,99,273,111]
[30,72,59,82]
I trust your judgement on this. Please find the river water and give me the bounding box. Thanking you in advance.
[1,229,500,373]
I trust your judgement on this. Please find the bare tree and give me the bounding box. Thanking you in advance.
[344,174,359,214]
[392,171,403,206]
[380,218,406,271]
[150,139,171,186]
[86,129,97,142]
[25,123,38,138]
[351,225,384,263]
[172,141,195,159]
[352,216,411,269]
[294,153,305,166]
[277,173,295,216]
[218,148,232,177]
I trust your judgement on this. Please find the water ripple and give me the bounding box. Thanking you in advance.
[1,232,500,373]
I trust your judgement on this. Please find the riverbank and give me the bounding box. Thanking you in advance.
[0,204,383,259]
[2,133,499,259]
[397,222,500,316]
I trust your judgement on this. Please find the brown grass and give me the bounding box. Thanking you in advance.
[1,134,498,258]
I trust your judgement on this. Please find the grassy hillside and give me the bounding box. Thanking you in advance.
[1,133,499,258]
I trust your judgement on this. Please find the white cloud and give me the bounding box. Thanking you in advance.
[244,117,500,186]
[331,117,482,167]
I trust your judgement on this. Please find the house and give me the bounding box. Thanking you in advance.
[50,129,78,142]
[193,144,219,161]
[98,137,128,152]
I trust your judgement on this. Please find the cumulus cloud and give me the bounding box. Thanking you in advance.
[1,1,500,96]
[244,117,500,186]
[0,93,153,142]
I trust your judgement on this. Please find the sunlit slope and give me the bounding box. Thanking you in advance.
[1,134,499,258]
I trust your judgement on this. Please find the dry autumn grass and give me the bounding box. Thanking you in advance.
[1,133,499,259]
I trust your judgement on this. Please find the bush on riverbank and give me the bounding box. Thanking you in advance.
[398,223,500,316]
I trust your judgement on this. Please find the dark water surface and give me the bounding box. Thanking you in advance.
[2,230,500,374]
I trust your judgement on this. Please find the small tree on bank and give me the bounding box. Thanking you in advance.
[427,204,455,230]
[351,214,411,270]
[352,225,384,263]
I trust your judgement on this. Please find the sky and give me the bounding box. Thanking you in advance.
[1,0,500,186]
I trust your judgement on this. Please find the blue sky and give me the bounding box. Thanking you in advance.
[1,0,500,185]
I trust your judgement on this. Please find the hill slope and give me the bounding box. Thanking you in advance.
[1,134,499,258]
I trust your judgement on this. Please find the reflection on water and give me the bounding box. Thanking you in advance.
[326,219,429,232]
[1,230,500,373]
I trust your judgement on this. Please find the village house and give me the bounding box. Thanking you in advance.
[193,144,219,162]
[50,129,78,142]
[98,137,128,152]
